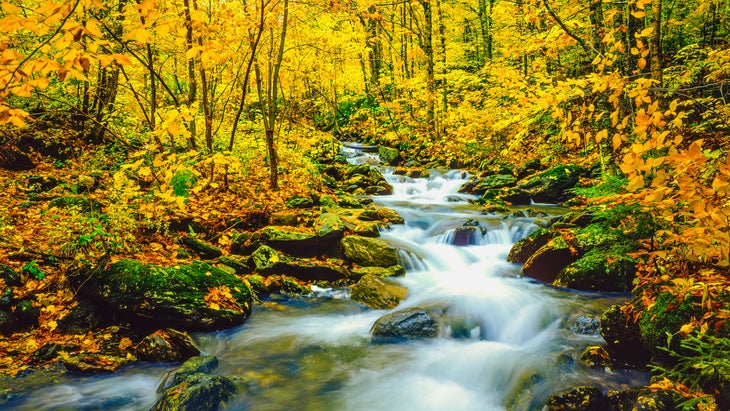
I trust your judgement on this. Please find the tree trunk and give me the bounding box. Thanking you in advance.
[420,0,435,134]
[436,0,447,114]
[650,0,662,86]
[183,0,197,150]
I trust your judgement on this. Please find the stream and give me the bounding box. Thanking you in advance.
[5,148,647,410]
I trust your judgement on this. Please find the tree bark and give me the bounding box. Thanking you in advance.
[650,0,662,86]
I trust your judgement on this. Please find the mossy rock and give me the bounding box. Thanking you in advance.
[507,228,551,264]
[519,164,584,203]
[153,373,236,411]
[135,329,200,363]
[600,305,650,366]
[280,258,350,281]
[378,146,402,165]
[259,226,321,257]
[229,231,261,256]
[521,236,577,283]
[286,195,315,209]
[74,260,253,331]
[61,353,135,373]
[376,208,404,224]
[337,195,363,208]
[250,245,291,273]
[639,291,700,355]
[554,251,635,292]
[316,213,345,240]
[218,256,252,275]
[580,345,612,371]
[351,274,407,309]
[547,385,607,411]
[182,236,223,260]
[350,265,406,280]
[573,224,623,253]
[0,264,21,286]
[341,235,399,267]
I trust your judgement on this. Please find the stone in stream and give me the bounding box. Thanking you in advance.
[554,251,635,292]
[521,236,577,283]
[154,355,237,411]
[70,259,253,331]
[507,228,552,264]
[135,329,201,362]
[341,235,399,267]
[350,274,407,309]
[378,146,403,165]
[370,307,439,342]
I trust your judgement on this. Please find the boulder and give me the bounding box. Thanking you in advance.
[639,291,701,356]
[285,195,315,209]
[376,207,404,224]
[569,315,600,336]
[378,146,403,165]
[316,213,345,241]
[554,252,635,292]
[547,385,607,411]
[600,305,650,366]
[350,265,405,280]
[341,236,399,267]
[269,212,299,226]
[519,165,584,203]
[230,231,261,255]
[136,329,201,362]
[182,236,223,260]
[351,274,407,309]
[218,256,252,275]
[153,374,236,411]
[371,307,439,342]
[281,258,350,281]
[521,236,577,283]
[260,226,320,257]
[517,158,543,179]
[73,259,253,331]
[507,228,552,264]
[250,245,291,274]
[580,345,612,371]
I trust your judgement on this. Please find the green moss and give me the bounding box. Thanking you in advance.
[554,251,635,292]
[639,292,699,353]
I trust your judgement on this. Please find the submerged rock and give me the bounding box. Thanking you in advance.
[371,307,439,342]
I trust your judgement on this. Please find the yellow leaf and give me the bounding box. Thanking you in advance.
[612,134,622,151]
[638,58,647,70]
[638,27,654,38]
[627,175,644,192]
[595,129,608,143]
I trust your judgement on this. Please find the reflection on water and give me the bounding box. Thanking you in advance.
[3,166,647,411]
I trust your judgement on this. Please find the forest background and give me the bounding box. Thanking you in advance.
[0,0,729,408]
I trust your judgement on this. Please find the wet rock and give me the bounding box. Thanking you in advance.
[378,146,402,165]
[153,374,236,411]
[580,345,612,371]
[350,265,406,280]
[250,245,291,273]
[519,165,584,204]
[162,355,220,389]
[343,165,393,196]
[508,229,551,265]
[285,195,315,209]
[341,235,399,267]
[182,236,223,260]
[337,195,364,208]
[230,231,261,255]
[547,385,607,411]
[72,259,253,331]
[358,208,379,221]
[521,236,577,283]
[371,307,438,342]
[449,226,482,246]
[569,315,600,336]
[554,252,635,292]
[136,329,200,362]
[600,305,650,366]
[351,274,407,309]
[459,174,517,195]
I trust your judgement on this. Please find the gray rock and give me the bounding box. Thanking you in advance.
[371,307,439,342]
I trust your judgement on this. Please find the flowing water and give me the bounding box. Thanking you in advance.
[4,150,647,410]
